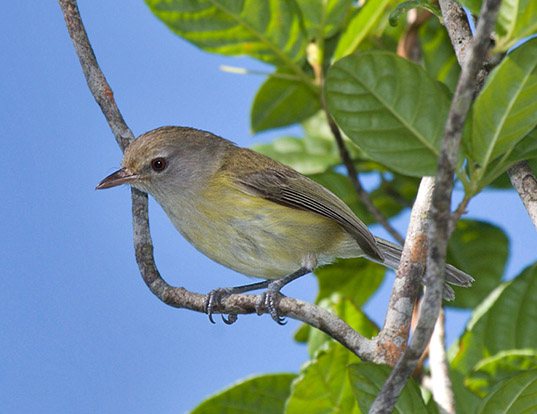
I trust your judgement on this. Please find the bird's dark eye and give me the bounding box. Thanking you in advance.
[151,157,167,172]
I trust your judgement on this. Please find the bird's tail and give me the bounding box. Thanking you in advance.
[374,237,474,301]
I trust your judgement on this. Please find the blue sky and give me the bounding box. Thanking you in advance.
[2,1,536,413]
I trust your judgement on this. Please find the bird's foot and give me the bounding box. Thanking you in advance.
[205,288,238,325]
[256,284,287,325]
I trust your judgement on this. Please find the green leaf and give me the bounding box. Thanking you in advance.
[315,259,385,307]
[191,373,296,414]
[452,264,537,374]
[251,70,320,132]
[370,173,418,213]
[451,370,482,414]
[458,0,537,52]
[450,284,509,374]
[466,349,537,397]
[252,135,339,175]
[293,323,310,343]
[333,0,394,60]
[447,220,509,309]
[306,297,379,356]
[285,341,360,414]
[495,1,537,51]
[482,128,537,187]
[419,17,461,92]
[348,363,429,413]
[302,111,367,160]
[326,52,451,176]
[389,0,441,27]
[145,0,308,67]
[296,0,354,39]
[252,111,366,174]
[468,38,537,183]
[476,369,537,414]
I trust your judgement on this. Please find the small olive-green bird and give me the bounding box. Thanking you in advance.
[97,126,473,323]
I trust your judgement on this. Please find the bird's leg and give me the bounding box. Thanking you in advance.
[205,280,271,324]
[256,267,310,325]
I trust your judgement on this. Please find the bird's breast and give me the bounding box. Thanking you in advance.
[161,181,353,279]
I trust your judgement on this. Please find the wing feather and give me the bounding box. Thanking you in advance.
[230,155,383,261]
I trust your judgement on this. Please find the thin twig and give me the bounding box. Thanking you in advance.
[429,310,455,414]
[451,195,471,226]
[370,0,502,412]
[326,115,406,245]
[59,0,381,363]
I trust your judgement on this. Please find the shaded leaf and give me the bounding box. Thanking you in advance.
[285,341,360,414]
[447,220,509,308]
[296,0,354,39]
[419,17,460,91]
[451,370,482,414]
[466,349,537,397]
[334,0,394,60]
[370,173,417,212]
[191,373,296,414]
[306,296,379,356]
[476,369,537,413]
[315,258,385,307]
[348,363,429,413]
[468,38,537,185]
[145,0,308,66]
[251,70,319,132]
[302,111,367,160]
[326,52,451,176]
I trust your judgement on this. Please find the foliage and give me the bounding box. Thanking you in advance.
[145,0,537,412]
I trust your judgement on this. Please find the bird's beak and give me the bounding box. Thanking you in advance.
[96,168,139,190]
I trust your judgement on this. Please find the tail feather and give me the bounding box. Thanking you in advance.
[374,237,474,301]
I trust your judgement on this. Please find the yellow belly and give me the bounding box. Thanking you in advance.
[175,185,352,279]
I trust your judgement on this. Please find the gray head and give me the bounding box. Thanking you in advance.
[96,126,235,200]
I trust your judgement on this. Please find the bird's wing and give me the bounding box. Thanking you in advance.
[231,151,383,261]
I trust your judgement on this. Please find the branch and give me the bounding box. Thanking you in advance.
[439,0,537,227]
[326,115,406,245]
[370,0,502,412]
[59,0,381,363]
[374,177,434,365]
[438,0,473,65]
[508,161,537,231]
[59,0,132,151]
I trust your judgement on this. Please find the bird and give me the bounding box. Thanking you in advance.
[96,126,473,324]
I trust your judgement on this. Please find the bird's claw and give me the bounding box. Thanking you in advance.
[205,288,237,324]
[256,290,287,325]
[222,313,238,325]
